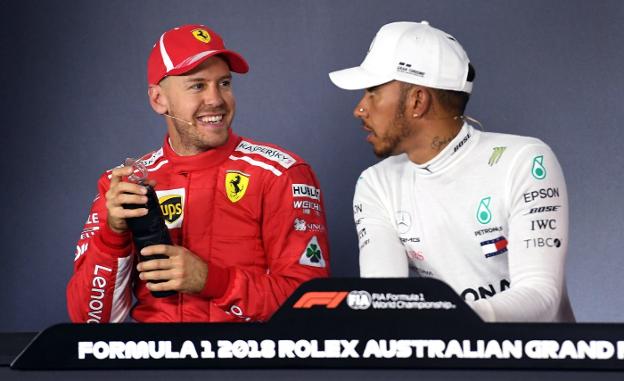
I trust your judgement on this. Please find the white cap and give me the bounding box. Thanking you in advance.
[329,21,473,93]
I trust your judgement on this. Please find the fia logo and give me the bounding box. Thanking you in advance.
[347,290,372,310]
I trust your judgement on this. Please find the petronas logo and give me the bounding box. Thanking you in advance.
[488,147,506,166]
[477,197,492,224]
[531,155,547,180]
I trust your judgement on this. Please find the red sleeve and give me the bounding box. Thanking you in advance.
[207,163,330,321]
[66,173,135,323]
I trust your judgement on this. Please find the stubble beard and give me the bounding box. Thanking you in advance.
[373,107,411,159]
[170,109,231,155]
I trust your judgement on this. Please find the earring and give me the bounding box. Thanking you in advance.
[359,108,365,112]
[413,113,419,118]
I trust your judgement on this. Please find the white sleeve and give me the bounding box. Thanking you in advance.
[469,143,569,322]
[354,171,409,277]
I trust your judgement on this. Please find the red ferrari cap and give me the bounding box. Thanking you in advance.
[147,24,249,85]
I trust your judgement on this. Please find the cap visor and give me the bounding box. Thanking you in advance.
[219,50,249,74]
[167,49,249,78]
[329,66,393,90]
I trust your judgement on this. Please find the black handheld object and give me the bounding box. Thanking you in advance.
[122,159,176,298]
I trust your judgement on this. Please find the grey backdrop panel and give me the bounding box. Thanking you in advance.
[0,0,622,330]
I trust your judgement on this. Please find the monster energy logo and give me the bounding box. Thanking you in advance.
[531,155,547,180]
[488,147,506,166]
[477,197,493,224]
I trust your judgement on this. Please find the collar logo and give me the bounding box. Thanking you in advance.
[476,196,492,224]
[488,146,507,166]
[531,155,547,180]
[191,29,211,43]
[225,170,250,203]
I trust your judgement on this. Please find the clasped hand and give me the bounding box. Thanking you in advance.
[137,244,208,294]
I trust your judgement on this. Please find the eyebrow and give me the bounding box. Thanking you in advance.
[183,74,232,84]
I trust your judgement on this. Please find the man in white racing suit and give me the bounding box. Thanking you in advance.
[329,21,574,322]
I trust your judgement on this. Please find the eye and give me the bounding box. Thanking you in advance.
[189,82,205,91]
[220,79,232,88]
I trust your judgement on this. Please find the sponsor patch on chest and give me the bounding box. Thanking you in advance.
[225,170,250,203]
[155,188,185,229]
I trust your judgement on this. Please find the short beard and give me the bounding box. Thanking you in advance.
[373,85,413,158]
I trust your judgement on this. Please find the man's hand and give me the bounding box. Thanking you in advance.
[105,166,149,233]
[137,245,208,294]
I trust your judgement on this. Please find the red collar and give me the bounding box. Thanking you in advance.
[162,130,242,172]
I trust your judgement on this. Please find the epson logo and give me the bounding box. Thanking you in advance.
[292,184,320,200]
[523,187,560,203]
[525,205,561,215]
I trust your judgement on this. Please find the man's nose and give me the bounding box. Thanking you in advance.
[203,85,225,108]
[353,97,367,119]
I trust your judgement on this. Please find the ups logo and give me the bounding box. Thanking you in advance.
[159,195,183,223]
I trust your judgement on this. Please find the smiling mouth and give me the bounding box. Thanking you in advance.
[197,114,224,124]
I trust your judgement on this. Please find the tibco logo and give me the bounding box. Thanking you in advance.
[347,290,372,310]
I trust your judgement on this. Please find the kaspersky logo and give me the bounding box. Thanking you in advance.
[476,196,492,224]
[531,155,547,180]
[293,292,348,309]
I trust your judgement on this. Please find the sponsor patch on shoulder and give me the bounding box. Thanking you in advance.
[235,141,296,168]
[292,184,320,200]
[139,148,164,167]
[299,236,326,268]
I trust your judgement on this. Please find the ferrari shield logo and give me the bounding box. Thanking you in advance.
[192,28,211,43]
[225,171,250,203]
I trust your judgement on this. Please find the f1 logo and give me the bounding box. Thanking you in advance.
[293,292,348,309]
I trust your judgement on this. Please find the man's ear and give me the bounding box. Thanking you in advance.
[148,84,168,115]
[407,85,432,119]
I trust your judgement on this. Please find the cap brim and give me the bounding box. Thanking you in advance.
[328,66,393,90]
[218,50,249,74]
[166,49,249,79]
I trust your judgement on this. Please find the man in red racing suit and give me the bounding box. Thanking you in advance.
[66,24,330,323]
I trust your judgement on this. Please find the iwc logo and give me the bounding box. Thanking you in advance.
[225,170,250,203]
[191,28,211,43]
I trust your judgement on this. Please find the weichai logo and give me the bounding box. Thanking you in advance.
[159,195,183,223]
[293,291,348,309]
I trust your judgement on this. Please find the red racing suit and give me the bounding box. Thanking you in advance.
[67,132,330,323]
